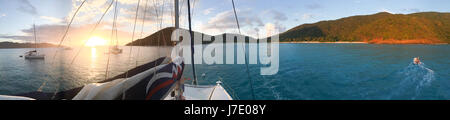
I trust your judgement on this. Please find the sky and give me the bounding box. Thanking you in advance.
[0,0,449,46]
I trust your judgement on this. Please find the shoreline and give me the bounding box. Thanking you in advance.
[278,41,449,45]
[279,41,368,44]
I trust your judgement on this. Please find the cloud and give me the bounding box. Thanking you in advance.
[118,0,138,5]
[0,35,32,41]
[264,22,285,37]
[201,10,264,33]
[402,8,421,13]
[40,16,63,23]
[302,13,315,20]
[67,0,117,23]
[0,23,133,46]
[118,3,174,25]
[17,0,38,15]
[263,10,288,21]
[0,13,5,18]
[110,0,182,33]
[305,3,322,10]
[379,8,395,14]
[203,8,215,15]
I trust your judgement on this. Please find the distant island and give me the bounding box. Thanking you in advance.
[126,27,254,46]
[127,12,450,45]
[126,27,176,46]
[0,42,61,49]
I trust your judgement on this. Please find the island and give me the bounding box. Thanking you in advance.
[280,12,450,44]
[0,42,62,49]
[126,12,450,46]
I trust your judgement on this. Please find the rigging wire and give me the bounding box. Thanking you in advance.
[136,0,150,67]
[37,0,86,98]
[125,0,141,79]
[187,0,198,85]
[105,0,119,80]
[231,0,255,100]
[52,0,87,63]
[191,0,196,17]
[178,0,185,28]
[153,0,160,74]
[160,0,168,57]
[171,0,174,26]
[70,0,115,64]
[121,0,141,100]
[150,0,159,80]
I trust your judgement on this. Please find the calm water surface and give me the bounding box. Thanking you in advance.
[0,44,449,100]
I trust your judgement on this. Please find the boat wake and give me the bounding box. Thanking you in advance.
[389,62,436,99]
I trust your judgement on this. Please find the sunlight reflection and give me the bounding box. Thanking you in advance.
[88,47,97,79]
[91,47,97,60]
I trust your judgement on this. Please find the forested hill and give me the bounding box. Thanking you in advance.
[280,12,450,44]
[126,27,176,46]
[0,42,60,48]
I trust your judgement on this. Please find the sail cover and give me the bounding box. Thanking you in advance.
[73,57,185,100]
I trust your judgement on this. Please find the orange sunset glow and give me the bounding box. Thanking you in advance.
[85,36,108,47]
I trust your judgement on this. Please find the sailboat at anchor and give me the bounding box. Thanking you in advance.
[24,24,45,59]
[2,0,240,100]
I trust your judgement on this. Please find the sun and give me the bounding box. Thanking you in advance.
[85,36,107,47]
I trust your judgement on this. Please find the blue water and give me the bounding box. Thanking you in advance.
[0,46,171,95]
[0,44,449,100]
[185,44,450,100]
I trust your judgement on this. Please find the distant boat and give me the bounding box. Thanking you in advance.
[24,24,45,59]
[3,0,233,100]
[110,17,122,54]
[24,50,45,59]
[110,46,122,54]
[64,47,73,50]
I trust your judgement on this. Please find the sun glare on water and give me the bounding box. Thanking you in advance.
[85,36,107,47]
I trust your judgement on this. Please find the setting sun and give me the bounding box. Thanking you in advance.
[85,36,107,47]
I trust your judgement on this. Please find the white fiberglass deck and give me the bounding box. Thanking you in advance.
[182,83,233,100]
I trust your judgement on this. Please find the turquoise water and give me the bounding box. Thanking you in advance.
[0,44,449,100]
[185,44,450,100]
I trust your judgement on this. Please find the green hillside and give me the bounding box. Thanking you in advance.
[280,12,450,44]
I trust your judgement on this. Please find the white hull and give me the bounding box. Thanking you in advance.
[0,95,35,100]
[25,55,45,59]
[111,49,122,54]
[164,82,233,100]
[108,47,123,54]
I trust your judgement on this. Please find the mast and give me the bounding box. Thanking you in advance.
[33,24,37,51]
[174,0,179,29]
[187,0,198,85]
[114,0,119,48]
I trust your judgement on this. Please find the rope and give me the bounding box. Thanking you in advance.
[231,0,255,100]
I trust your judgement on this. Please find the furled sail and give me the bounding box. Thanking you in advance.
[73,57,185,100]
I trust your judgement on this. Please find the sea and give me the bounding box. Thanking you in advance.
[0,44,449,100]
